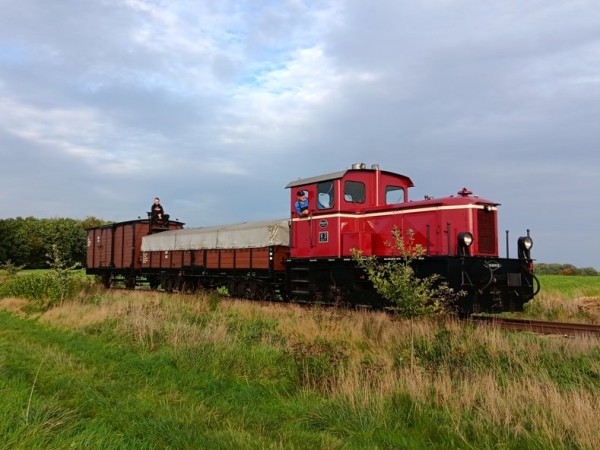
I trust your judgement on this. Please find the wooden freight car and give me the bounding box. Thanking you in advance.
[86,218,184,288]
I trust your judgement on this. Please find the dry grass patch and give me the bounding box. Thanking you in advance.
[578,296,600,321]
[524,278,600,324]
[0,297,32,316]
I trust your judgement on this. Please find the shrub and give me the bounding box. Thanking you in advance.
[0,245,92,309]
[352,227,461,319]
[559,267,577,276]
[216,286,230,297]
[0,272,91,309]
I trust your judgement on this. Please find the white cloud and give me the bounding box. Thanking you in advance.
[217,46,381,150]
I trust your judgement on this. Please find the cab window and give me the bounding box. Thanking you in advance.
[344,181,365,203]
[317,181,334,209]
[385,186,404,204]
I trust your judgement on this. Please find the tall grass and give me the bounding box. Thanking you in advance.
[523,275,600,323]
[1,276,600,448]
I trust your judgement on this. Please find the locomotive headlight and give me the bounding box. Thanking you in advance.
[458,232,473,247]
[518,236,533,250]
[457,232,473,256]
[518,236,533,259]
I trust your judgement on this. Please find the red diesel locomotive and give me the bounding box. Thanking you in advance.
[86,163,539,314]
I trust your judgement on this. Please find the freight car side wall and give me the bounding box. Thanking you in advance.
[141,246,289,272]
[87,227,114,269]
[110,222,152,270]
[86,220,186,272]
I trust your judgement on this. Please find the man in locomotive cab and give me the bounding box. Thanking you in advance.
[150,197,170,228]
[294,190,310,217]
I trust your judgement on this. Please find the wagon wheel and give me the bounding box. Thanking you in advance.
[124,276,136,290]
[181,278,198,293]
[162,276,176,293]
[101,273,112,289]
[148,276,160,290]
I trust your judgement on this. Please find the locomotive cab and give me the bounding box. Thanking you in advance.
[286,163,414,258]
[286,163,505,261]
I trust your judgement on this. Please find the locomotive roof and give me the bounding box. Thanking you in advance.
[141,218,290,252]
[285,167,414,188]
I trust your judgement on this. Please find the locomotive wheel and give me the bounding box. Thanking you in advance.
[254,283,270,301]
[181,279,198,293]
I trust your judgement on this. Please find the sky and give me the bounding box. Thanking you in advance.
[1,0,599,269]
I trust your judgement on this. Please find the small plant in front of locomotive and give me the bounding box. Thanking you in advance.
[352,227,465,319]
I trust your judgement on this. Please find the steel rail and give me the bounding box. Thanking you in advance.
[469,316,600,338]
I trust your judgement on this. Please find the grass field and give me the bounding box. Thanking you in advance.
[537,274,600,297]
[1,277,599,449]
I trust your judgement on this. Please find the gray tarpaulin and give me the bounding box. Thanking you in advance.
[141,218,290,251]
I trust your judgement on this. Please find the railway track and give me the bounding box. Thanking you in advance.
[469,316,600,338]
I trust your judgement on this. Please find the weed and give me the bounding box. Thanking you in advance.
[216,286,230,297]
[352,228,461,319]
[208,291,222,311]
[0,259,25,277]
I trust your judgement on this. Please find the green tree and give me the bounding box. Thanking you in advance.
[579,267,600,276]
[0,219,15,263]
[535,263,600,276]
[45,243,82,306]
[0,216,111,269]
[81,216,111,230]
[13,217,43,267]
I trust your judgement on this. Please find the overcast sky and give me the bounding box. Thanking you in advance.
[1,0,599,268]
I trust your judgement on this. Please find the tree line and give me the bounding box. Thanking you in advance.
[534,263,599,276]
[0,217,110,269]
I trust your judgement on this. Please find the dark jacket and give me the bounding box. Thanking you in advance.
[151,203,164,221]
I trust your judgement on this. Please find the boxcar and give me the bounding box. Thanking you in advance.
[86,218,184,288]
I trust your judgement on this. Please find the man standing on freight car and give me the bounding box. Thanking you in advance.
[150,197,169,227]
[295,191,309,217]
